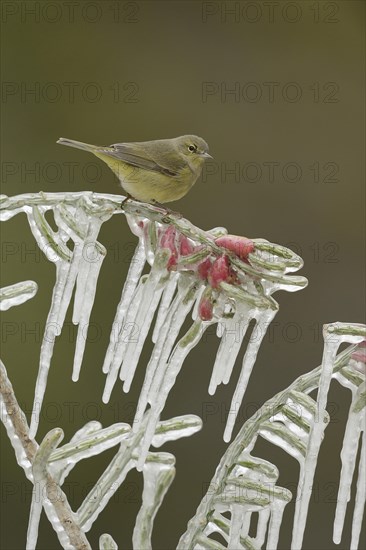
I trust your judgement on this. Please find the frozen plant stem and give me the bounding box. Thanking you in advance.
[0,360,91,550]
[178,340,362,549]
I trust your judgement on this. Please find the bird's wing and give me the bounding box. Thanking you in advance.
[95,142,180,177]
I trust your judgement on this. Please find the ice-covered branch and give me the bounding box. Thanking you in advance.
[0,360,91,549]
[0,359,38,479]
[292,323,366,550]
[1,350,202,549]
[2,191,364,549]
[179,329,366,550]
[76,413,202,532]
[1,191,307,449]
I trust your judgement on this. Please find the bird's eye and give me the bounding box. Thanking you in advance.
[188,144,197,152]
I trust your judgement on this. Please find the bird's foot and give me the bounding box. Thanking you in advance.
[121,193,133,209]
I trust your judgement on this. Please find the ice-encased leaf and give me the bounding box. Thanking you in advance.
[292,323,366,550]
[132,453,175,550]
[0,281,38,310]
[99,534,118,549]
[76,414,201,533]
[2,192,315,548]
[179,329,366,550]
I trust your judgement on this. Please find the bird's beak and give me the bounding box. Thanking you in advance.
[201,152,213,160]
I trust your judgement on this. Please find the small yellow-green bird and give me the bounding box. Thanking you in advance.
[57,135,212,203]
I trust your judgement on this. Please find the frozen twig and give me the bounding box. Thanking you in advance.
[0,360,91,549]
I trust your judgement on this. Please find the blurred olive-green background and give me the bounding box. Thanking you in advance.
[1,1,365,549]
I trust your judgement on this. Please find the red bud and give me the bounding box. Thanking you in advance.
[208,255,231,288]
[215,235,255,261]
[197,258,212,280]
[160,226,178,269]
[180,235,194,256]
[198,295,214,321]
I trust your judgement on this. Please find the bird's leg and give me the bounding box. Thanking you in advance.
[121,193,133,209]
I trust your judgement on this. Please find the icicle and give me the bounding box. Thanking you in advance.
[209,308,251,396]
[27,205,106,436]
[224,310,276,442]
[72,240,106,381]
[152,272,179,343]
[102,276,146,403]
[55,240,83,333]
[78,454,135,531]
[266,500,287,550]
[125,213,144,238]
[351,429,366,550]
[292,324,365,550]
[255,508,270,547]
[143,283,199,407]
[136,320,206,471]
[121,279,165,392]
[132,277,197,431]
[103,250,169,402]
[26,493,43,550]
[132,278,199,433]
[241,510,251,538]
[333,390,364,543]
[72,217,103,325]
[228,504,244,549]
[53,205,89,333]
[29,259,71,438]
[102,239,146,374]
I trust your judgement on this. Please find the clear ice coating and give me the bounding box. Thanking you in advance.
[96,208,306,463]
[291,323,366,550]
[0,280,38,310]
[99,534,118,550]
[8,193,366,550]
[2,348,201,550]
[0,193,308,448]
[132,453,175,550]
[24,203,111,438]
[332,341,366,550]
[178,324,366,550]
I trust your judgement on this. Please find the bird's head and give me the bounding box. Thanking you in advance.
[176,135,212,171]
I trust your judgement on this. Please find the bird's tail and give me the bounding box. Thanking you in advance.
[57,138,98,152]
